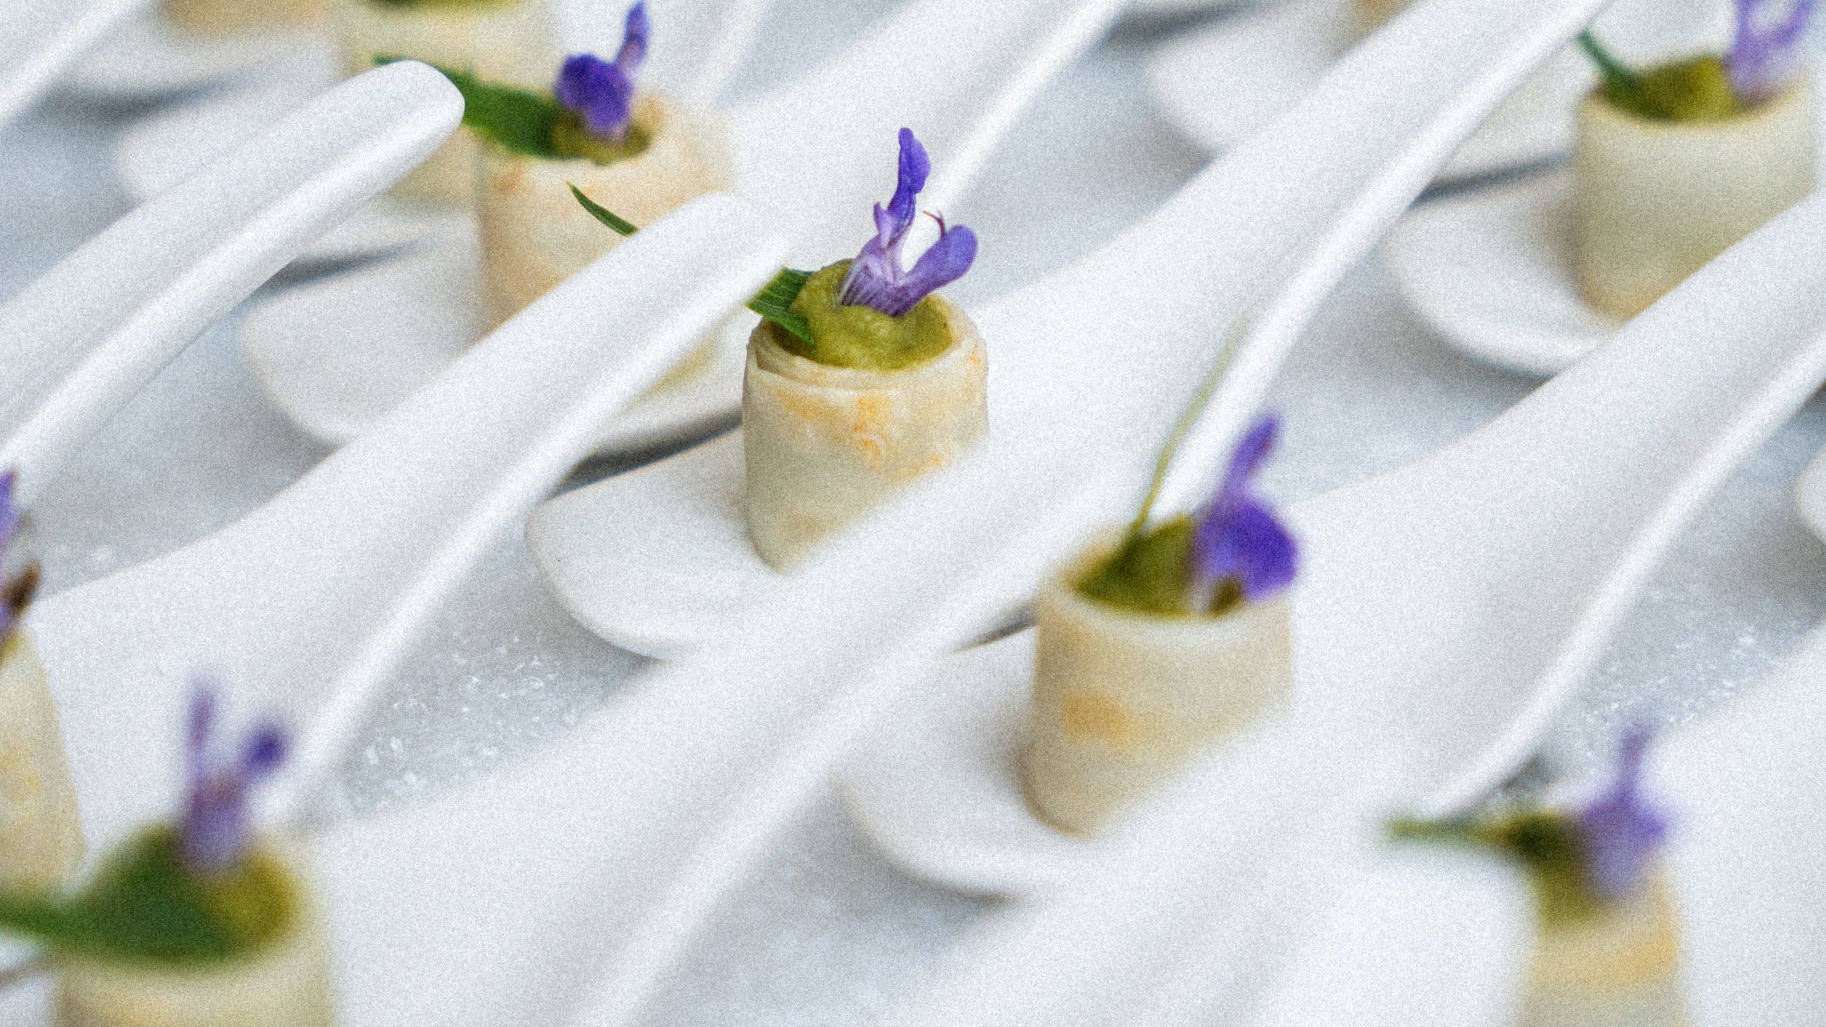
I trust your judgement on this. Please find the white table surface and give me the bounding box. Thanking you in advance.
[6,1,1826,1020]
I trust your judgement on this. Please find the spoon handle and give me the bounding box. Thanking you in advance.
[729,0,1125,260]
[0,0,153,131]
[1388,187,1826,815]
[30,194,788,847]
[0,60,461,505]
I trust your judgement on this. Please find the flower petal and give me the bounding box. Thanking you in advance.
[1220,415,1280,502]
[1575,727,1669,901]
[555,54,638,139]
[615,1,650,74]
[901,223,978,304]
[178,680,289,875]
[0,470,18,552]
[1727,0,1816,100]
[244,725,289,778]
[885,127,931,241]
[1194,497,1299,601]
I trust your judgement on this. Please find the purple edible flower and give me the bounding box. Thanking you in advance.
[179,678,289,876]
[1189,415,1298,605]
[1727,0,1816,103]
[837,128,978,317]
[1573,727,1669,902]
[0,471,39,646]
[554,1,650,142]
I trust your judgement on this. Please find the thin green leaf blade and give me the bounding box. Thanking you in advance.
[566,186,818,344]
[746,269,814,344]
[569,183,639,236]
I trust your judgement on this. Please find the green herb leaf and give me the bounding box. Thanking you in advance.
[567,185,818,345]
[746,269,815,345]
[0,829,293,964]
[377,56,564,158]
[569,183,639,236]
[1576,31,1644,105]
[1077,517,1199,616]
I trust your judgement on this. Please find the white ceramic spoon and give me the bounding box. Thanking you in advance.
[272,0,1629,1023]
[1387,68,1826,378]
[0,0,157,129]
[902,617,1826,1027]
[1143,0,1719,183]
[851,183,1826,1023]
[1226,844,1530,1027]
[894,760,1538,1027]
[60,8,332,103]
[846,176,1826,895]
[21,194,785,856]
[1654,619,1826,1023]
[0,60,461,508]
[222,0,1124,456]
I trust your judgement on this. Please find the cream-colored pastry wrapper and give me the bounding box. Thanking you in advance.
[164,0,327,35]
[477,96,734,333]
[1575,79,1817,320]
[54,853,335,1027]
[1519,867,1688,1026]
[1349,0,1409,36]
[742,302,988,570]
[331,0,554,205]
[1023,539,1293,835]
[0,631,84,892]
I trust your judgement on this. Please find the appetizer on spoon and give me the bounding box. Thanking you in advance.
[230,0,1121,455]
[0,475,82,894]
[1387,0,1820,374]
[730,129,983,568]
[1394,731,1683,1025]
[1025,415,1296,834]
[844,413,1301,892]
[1574,7,1817,319]
[0,684,329,1027]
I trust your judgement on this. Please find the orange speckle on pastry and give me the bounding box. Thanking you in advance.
[1061,690,1139,745]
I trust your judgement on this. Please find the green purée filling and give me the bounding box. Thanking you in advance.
[567,197,958,369]
[549,110,652,164]
[778,262,954,371]
[1074,516,1244,618]
[1600,55,1750,123]
[0,827,295,965]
